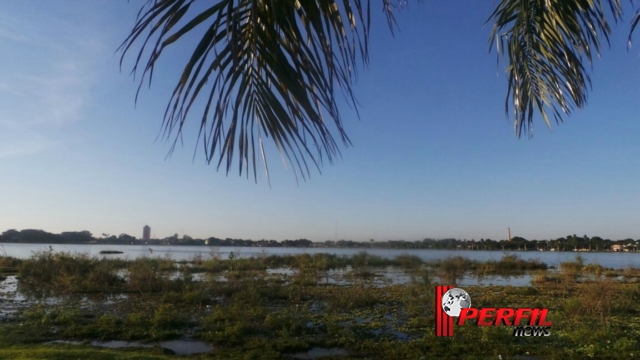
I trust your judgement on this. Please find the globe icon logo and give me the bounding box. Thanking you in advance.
[442,288,471,317]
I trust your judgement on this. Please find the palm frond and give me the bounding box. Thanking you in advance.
[119,0,388,184]
[630,8,640,46]
[488,0,622,138]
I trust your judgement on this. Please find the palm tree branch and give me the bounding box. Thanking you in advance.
[488,0,622,138]
[120,0,375,183]
[629,8,640,46]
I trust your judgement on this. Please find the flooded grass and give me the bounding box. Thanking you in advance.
[1,252,639,359]
[292,347,350,359]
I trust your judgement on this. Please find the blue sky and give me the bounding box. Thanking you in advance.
[1,1,639,242]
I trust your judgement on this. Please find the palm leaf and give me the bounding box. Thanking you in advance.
[630,8,640,46]
[488,0,623,138]
[119,0,401,184]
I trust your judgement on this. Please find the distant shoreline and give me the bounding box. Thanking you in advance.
[2,230,637,253]
[0,241,633,253]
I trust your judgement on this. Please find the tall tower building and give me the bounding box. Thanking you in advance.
[143,225,151,240]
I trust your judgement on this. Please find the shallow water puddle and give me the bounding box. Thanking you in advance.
[0,276,21,299]
[49,340,83,345]
[92,340,213,355]
[159,340,214,355]
[169,271,206,282]
[90,340,148,349]
[455,274,534,287]
[292,347,349,359]
[50,339,213,355]
[1,276,27,319]
[101,293,130,306]
[104,265,550,288]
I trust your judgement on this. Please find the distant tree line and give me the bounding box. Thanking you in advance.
[0,229,638,252]
[0,229,314,247]
[1,229,97,244]
[357,236,640,252]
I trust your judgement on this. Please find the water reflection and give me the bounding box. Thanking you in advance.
[456,274,533,287]
[3,243,640,268]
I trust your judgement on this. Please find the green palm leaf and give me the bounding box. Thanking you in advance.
[488,0,623,138]
[630,8,640,45]
[119,0,405,184]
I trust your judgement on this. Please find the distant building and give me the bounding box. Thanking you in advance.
[143,225,151,240]
[612,244,623,252]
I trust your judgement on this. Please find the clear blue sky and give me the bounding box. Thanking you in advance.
[1,1,638,242]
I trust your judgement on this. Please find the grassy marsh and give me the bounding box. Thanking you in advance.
[0,251,639,359]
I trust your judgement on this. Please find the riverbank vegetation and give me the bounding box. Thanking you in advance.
[0,251,639,359]
[2,229,640,252]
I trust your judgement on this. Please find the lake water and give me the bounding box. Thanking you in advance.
[1,243,639,268]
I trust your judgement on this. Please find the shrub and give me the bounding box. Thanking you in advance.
[394,254,423,269]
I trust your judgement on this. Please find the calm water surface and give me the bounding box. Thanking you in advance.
[2,243,639,268]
